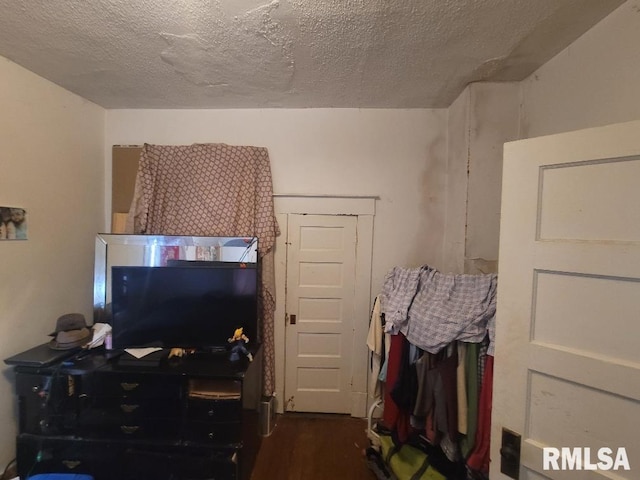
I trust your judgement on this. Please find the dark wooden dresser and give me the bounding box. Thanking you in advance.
[10,345,262,480]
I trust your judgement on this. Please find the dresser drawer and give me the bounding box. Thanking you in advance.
[184,420,242,444]
[89,395,182,418]
[16,372,78,435]
[78,409,181,439]
[15,372,53,397]
[187,397,242,422]
[17,434,121,480]
[91,372,182,399]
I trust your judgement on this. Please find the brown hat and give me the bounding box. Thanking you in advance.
[49,313,92,350]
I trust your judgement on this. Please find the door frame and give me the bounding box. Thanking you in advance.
[273,195,376,417]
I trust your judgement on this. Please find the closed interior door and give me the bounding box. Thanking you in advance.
[492,120,640,479]
[284,214,357,413]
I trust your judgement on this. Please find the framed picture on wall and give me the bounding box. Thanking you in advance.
[0,206,28,240]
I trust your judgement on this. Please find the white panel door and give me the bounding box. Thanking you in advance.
[492,120,640,479]
[284,214,357,413]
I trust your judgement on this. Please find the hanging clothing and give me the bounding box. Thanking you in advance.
[126,143,280,395]
[413,346,459,457]
[372,263,497,480]
[381,266,497,354]
[466,355,494,475]
[382,333,412,444]
[459,342,480,458]
[367,296,384,400]
[379,266,424,331]
[456,342,468,436]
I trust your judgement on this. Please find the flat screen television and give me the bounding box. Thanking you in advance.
[110,264,258,350]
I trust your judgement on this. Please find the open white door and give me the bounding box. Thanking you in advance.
[492,121,640,479]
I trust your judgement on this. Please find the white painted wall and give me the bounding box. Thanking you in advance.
[521,0,640,138]
[442,87,469,274]
[443,82,521,274]
[464,82,521,274]
[105,109,448,291]
[0,57,105,468]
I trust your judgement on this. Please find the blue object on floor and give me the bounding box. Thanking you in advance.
[28,475,95,480]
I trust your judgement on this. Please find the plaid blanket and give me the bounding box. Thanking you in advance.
[381,266,497,354]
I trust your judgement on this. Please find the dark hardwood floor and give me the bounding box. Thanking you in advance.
[251,413,377,480]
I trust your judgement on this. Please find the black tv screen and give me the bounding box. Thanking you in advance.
[110,265,257,350]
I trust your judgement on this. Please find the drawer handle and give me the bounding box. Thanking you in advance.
[62,460,81,469]
[120,404,140,413]
[208,432,214,439]
[121,425,140,434]
[120,382,139,391]
[207,409,215,416]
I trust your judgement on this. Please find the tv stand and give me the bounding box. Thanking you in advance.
[194,345,229,355]
[10,344,263,480]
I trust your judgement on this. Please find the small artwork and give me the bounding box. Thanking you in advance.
[159,246,180,266]
[196,245,218,261]
[0,206,28,240]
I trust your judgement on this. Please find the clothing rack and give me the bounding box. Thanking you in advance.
[366,265,498,480]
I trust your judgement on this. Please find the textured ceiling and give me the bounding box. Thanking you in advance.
[0,0,625,109]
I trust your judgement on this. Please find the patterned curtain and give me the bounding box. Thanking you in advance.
[126,143,279,395]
